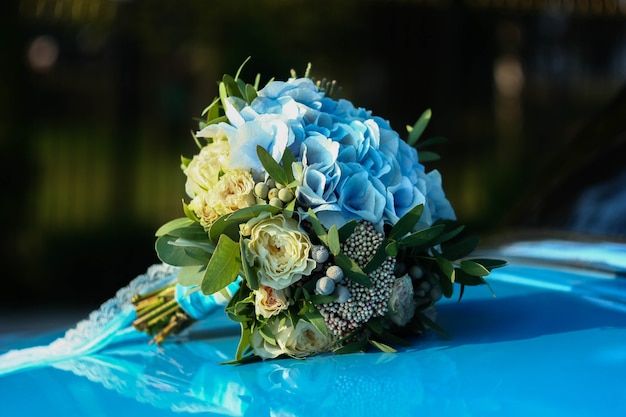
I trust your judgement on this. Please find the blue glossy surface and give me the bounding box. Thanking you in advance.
[1,242,625,416]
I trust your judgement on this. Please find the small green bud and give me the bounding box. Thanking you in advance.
[278,188,294,203]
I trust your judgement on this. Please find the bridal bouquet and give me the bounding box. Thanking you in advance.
[136,59,505,363]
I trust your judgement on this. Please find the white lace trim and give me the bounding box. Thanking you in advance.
[0,263,179,375]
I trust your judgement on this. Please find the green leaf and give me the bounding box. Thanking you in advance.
[363,240,389,274]
[416,311,451,339]
[240,238,259,290]
[327,224,341,256]
[201,234,241,295]
[460,260,490,277]
[155,235,208,266]
[164,222,209,241]
[244,84,257,104]
[303,308,329,337]
[235,323,252,360]
[155,218,194,237]
[436,257,455,281]
[309,294,337,304]
[385,240,399,257]
[467,258,508,271]
[441,235,480,261]
[366,318,384,335]
[388,204,424,240]
[257,145,289,186]
[436,257,455,297]
[281,148,297,183]
[418,151,440,162]
[400,224,446,249]
[334,338,368,355]
[407,108,431,146]
[415,135,448,150]
[334,253,373,287]
[208,205,281,243]
[454,269,487,286]
[369,339,397,353]
[432,223,465,245]
[259,323,276,344]
[306,209,328,246]
[176,265,205,287]
[338,220,357,242]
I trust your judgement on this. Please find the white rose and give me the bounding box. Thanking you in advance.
[210,169,256,215]
[184,137,231,198]
[250,321,286,360]
[254,285,290,319]
[241,212,316,290]
[387,274,417,326]
[282,320,333,358]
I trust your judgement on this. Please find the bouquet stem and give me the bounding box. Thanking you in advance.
[132,284,194,344]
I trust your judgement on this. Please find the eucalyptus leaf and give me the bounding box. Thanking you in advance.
[388,204,424,240]
[201,234,241,295]
[165,222,208,240]
[334,253,373,287]
[155,235,207,266]
[176,265,205,287]
[155,217,194,237]
[407,108,431,146]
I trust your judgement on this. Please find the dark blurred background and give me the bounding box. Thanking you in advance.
[1,0,625,319]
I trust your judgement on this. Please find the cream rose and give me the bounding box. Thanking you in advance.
[184,137,231,198]
[250,320,285,360]
[282,320,333,358]
[187,193,220,230]
[387,274,417,326]
[241,212,316,290]
[210,169,256,215]
[251,318,332,359]
[254,285,290,319]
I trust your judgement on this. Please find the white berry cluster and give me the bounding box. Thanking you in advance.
[318,222,396,339]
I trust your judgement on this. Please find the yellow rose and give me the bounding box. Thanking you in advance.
[254,285,290,319]
[241,212,316,290]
